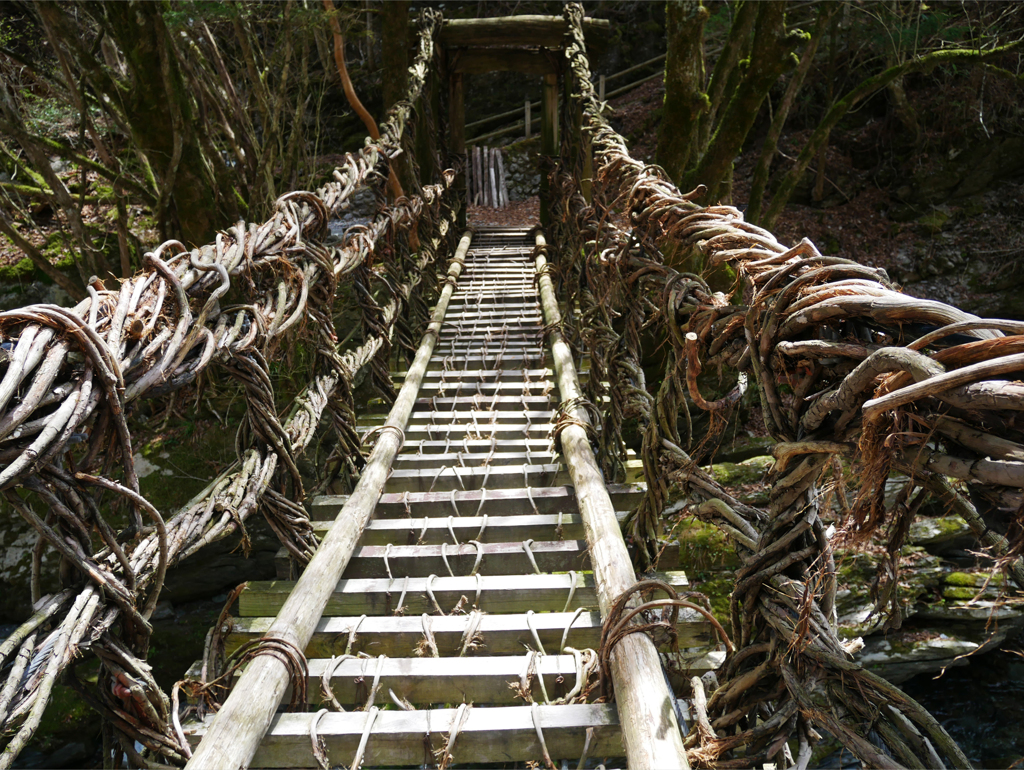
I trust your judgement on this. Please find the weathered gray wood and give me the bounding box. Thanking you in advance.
[263,653,584,706]
[336,539,591,579]
[534,229,691,769]
[438,15,610,48]
[226,607,712,659]
[185,232,475,770]
[410,395,553,411]
[381,464,565,493]
[525,98,532,138]
[187,702,625,768]
[361,408,555,423]
[451,72,465,226]
[239,571,691,618]
[309,482,646,519]
[497,147,509,208]
[392,449,560,467]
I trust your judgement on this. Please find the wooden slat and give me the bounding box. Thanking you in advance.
[361,409,555,423]
[382,464,564,493]
[309,483,646,518]
[239,571,690,618]
[411,395,554,411]
[342,538,590,579]
[187,703,625,768]
[227,609,713,658]
[393,449,560,467]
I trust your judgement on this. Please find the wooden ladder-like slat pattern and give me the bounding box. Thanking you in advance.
[185,226,715,767]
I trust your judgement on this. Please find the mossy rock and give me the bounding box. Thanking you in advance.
[673,519,740,571]
[708,455,773,487]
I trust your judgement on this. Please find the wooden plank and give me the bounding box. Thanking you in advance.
[292,539,590,580]
[411,395,553,411]
[382,464,565,493]
[414,381,554,395]
[361,409,555,423]
[270,654,582,706]
[393,367,554,379]
[187,703,625,768]
[439,15,611,47]
[309,483,646,518]
[383,436,555,453]
[323,512,585,545]
[392,449,560,467]
[362,423,555,441]
[226,607,712,659]
[239,571,690,618]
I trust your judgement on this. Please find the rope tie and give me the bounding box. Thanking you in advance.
[563,571,578,612]
[522,539,541,574]
[474,572,483,608]
[449,490,460,518]
[447,515,459,545]
[576,727,595,770]
[383,543,394,580]
[321,654,355,711]
[435,702,471,770]
[526,609,546,655]
[349,706,379,770]
[467,540,485,576]
[363,654,386,710]
[550,397,600,447]
[561,606,585,652]
[389,688,415,711]
[361,424,406,450]
[526,485,539,515]
[531,702,557,770]
[310,707,331,770]
[459,609,485,657]
[393,576,410,616]
[474,487,487,517]
[417,517,429,545]
[417,613,439,658]
[474,514,488,542]
[556,511,564,540]
[345,615,367,656]
[440,542,455,577]
[425,574,444,615]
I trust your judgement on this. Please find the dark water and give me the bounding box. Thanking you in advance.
[902,647,1024,770]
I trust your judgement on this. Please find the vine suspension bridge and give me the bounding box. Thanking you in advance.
[1,6,1023,770]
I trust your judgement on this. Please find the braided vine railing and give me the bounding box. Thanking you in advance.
[555,4,1022,768]
[0,11,455,768]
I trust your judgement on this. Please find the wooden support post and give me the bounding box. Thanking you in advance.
[185,232,475,770]
[599,73,605,102]
[525,99,532,139]
[533,230,690,770]
[496,149,508,208]
[539,73,558,227]
[450,72,466,228]
[489,148,499,209]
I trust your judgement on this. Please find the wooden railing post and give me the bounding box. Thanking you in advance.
[533,230,691,770]
[185,231,475,770]
[525,99,532,139]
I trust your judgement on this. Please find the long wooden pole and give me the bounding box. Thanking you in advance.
[539,73,558,226]
[533,230,690,770]
[186,231,474,770]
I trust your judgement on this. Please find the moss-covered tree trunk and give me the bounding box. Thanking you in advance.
[655,0,709,185]
[99,2,222,245]
[686,2,803,203]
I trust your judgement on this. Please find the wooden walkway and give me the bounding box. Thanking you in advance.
[184,227,716,768]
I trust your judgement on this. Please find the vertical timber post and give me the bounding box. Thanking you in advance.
[450,71,466,228]
[525,98,532,139]
[539,72,558,227]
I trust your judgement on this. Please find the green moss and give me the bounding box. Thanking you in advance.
[675,519,740,570]
[692,573,733,627]
[708,455,773,487]
[944,571,1004,588]
[0,257,34,283]
[943,586,977,601]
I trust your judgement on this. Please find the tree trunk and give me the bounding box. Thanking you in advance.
[655,0,709,185]
[687,2,803,204]
[381,1,413,192]
[700,0,757,148]
[747,7,832,224]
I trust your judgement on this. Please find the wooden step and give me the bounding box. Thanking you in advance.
[279,539,588,580]
[239,570,688,618]
[392,449,560,468]
[360,409,556,424]
[411,395,554,411]
[308,483,646,518]
[363,423,555,441]
[382,464,565,494]
[321,512,583,545]
[186,703,629,768]
[394,367,555,380]
[386,437,555,454]
[415,381,555,396]
[226,608,713,659]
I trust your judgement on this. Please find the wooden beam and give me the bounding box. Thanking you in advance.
[534,230,692,770]
[454,48,556,75]
[226,607,712,659]
[185,232,475,770]
[438,15,610,49]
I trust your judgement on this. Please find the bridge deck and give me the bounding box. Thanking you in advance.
[183,226,715,767]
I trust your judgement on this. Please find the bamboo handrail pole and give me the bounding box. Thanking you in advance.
[533,230,689,770]
[186,230,474,770]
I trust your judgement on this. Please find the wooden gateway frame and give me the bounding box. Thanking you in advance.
[435,15,609,226]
